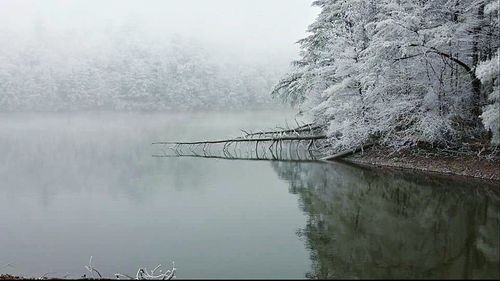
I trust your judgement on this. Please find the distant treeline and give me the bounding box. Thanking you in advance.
[0,27,284,111]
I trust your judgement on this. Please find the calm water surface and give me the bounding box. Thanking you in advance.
[0,111,498,279]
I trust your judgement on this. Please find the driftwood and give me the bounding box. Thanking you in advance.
[152,123,328,161]
[241,123,323,138]
[153,123,374,162]
[152,135,326,161]
[83,256,176,280]
[152,153,318,162]
[152,135,326,145]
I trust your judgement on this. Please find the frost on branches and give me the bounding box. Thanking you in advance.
[0,28,282,112]
[477,50,500,144]
[273,0,500,150]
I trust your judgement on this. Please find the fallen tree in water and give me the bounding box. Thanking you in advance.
[152,121,499,181]
[152,122,381,161]
[152,123,330,161]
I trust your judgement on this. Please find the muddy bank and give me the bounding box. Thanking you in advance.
[342,146,500,181]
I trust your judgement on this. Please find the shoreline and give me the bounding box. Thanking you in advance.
[341,146,500,181]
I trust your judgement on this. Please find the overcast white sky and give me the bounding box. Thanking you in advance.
[0,0,319,59]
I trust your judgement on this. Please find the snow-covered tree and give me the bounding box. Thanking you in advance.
[0,24,284,112]
[477,1,500,144]
[477,50,499,144]
[274,0,500,150]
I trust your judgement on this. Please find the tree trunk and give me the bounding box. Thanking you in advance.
[470,4,486,131]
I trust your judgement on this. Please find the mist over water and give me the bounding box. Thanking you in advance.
[0,112,498,279]
[0,0,319,112]
[0,2,322,277]
[0,0,318,57]
[0,0,498,279]
[0,111,311,279]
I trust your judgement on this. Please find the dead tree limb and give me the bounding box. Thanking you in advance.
[242,123,323,138]
[152,154,318,162]
[152,135,327,146]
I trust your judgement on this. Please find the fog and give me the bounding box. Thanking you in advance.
[0,0,318,59]
[1,111,498,278]
[1,2,499,279]
[0,0,318,111]
[0,111,311,279]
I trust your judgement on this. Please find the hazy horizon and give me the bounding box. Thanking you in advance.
[0,0,320,60]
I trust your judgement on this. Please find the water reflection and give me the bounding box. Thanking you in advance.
[1,112,498,279]
[272,161,500,279]
[0,112,311,279]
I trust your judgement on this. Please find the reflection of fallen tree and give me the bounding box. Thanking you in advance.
[152,153,319,162]
[153,123,329,161]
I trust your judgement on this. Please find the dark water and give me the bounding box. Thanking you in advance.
[0,112,498,279]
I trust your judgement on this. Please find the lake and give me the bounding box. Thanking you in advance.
[0,111,498,279]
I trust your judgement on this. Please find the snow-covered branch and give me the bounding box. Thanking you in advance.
[273,0,499,151]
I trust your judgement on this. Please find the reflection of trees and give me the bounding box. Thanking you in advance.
[272,161,500,279]
[0,113,209,204]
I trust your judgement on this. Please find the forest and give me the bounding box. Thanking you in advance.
[273,0,499,151]
[0,0,499,279]
[0,25,283,111]
[2,0,498,154]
